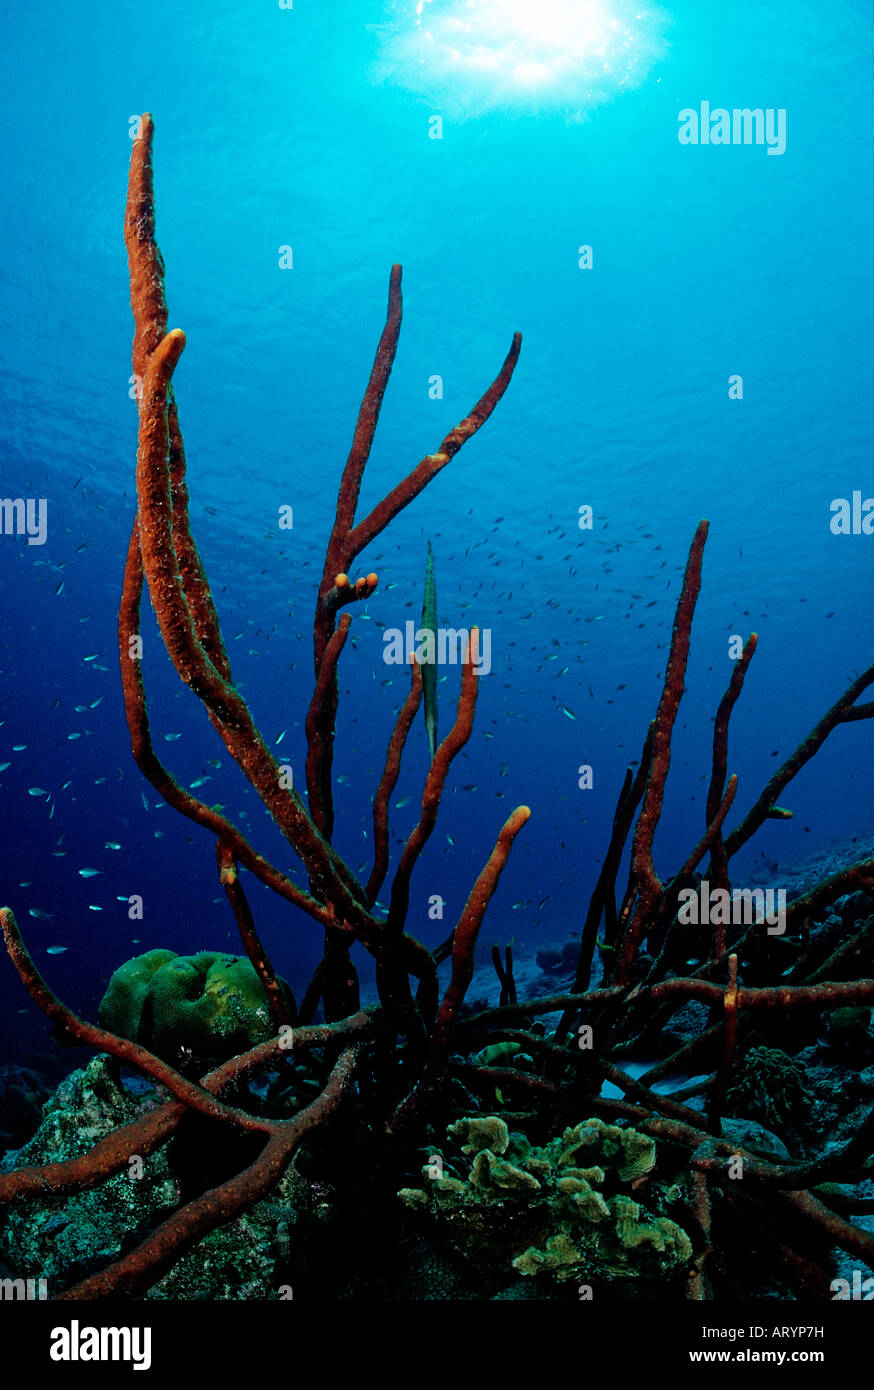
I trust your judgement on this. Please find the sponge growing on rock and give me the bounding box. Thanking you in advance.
[98,949,287,1064]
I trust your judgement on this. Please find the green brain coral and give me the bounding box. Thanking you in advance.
[98,949,288,1064]
[400,1115,692,1289]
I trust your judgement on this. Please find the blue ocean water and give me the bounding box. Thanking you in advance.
[0,0,872,1068]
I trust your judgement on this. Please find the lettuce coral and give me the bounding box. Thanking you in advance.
[399,1115,692,1289]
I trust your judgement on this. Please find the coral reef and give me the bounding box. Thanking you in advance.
[0,113,527,1299]
[3,114,874,1301]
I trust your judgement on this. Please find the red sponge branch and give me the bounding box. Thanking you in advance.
[388,803,531,1134]
[614,520,709,985]
[367,657,424,907]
